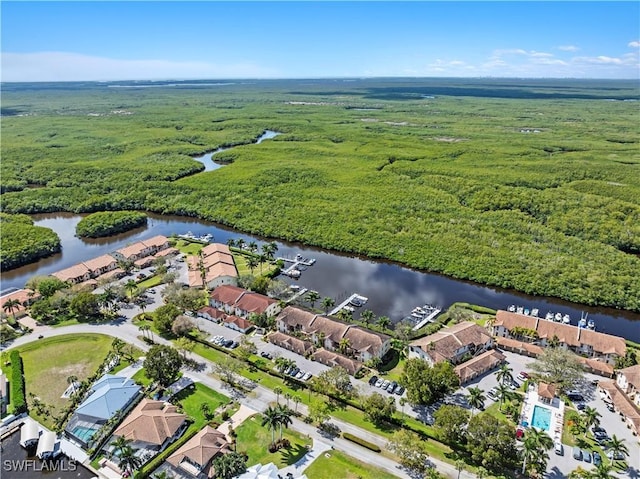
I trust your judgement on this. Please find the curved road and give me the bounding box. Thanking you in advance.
[4,322,476,479]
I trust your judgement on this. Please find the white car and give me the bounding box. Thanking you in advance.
[554,442,564,456]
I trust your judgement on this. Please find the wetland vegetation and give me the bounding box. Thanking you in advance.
[0,212,61,270]
[1,79,639,310]
[75,210,147,237]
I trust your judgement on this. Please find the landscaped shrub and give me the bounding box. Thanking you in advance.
[9,350,27,414]
[342,432,381,452]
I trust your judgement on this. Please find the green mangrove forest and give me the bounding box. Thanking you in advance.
[0,213,61,270]
[1,79,639,311]
[75,210,147,238]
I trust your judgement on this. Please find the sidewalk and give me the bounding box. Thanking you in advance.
[278,438,331,478]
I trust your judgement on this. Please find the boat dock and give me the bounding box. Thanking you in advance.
[288,287,309,303]
[402,305,441,331]
[329,293,368,316]
[278,254,317,278]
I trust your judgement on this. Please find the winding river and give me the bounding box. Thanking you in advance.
[2,212,639,342]
[192,130,280,171]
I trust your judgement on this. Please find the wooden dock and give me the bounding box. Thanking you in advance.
[277,254,316,278]
[329,293,368,316]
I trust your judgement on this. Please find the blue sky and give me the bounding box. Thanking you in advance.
[2,1,639,81]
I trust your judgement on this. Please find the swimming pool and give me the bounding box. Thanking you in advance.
[531,405,552,431]
[72,426,97,443]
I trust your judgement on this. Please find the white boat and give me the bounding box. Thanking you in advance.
[343,305,355,313]
[562,314,571,324]
[545,312,554,321]
[531,308,539,317]
[578,318,587,328]
[516,306,524,314]
[409,304,442,331]
[508,305,516,312]
[295,253,303,261]
[587,319,595,330]
[554,313,563,322]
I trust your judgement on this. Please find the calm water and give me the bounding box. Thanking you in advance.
[2,212,639,342]
[192,130,280,171]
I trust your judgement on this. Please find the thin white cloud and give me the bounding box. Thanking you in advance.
[557,45,580,52]
[1,52,279,82]
[629,41,640,48]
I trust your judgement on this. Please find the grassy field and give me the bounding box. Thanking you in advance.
[171,382,230,429]
[11,334,113,426]
[2,79,639,311]
[304,449,401,479]
[235,413,312,468]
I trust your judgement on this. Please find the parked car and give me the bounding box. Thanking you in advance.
[516,371,529,382]
[509,380,520,390]
[592,451,602,466]
[302,372,312,381]
[260,351,272,359]
[289,367,300,377]
[576,403,586,411]
[487,388,498,400]
[369,375,379,386]
[605,402,615,412]
[228,341,239,349]
[606,450,626,460]
[296,370,305,379]
[381,380,390,390]
[148,289,156,294]
[387,382,397,394]
[573,447,583,461]
[375,379,384,388]
[395,385,405,396]
[554,442,564,456]
[582,450,591,463]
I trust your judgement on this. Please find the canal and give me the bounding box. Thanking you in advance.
[2,212,639,342]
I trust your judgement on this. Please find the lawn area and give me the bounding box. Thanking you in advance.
[233,251,278,277]
[174,239,204,256]
[13,334,114,427]
[131,368,154,387]
[172,382,230,429]
[304,449,400,479]
[235,413,312,468]
[137,275,163,289]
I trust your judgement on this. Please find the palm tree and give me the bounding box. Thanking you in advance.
[110,436,130,458]
[377,315,391,330]
[284,392,292,408]
[495,383,512,411]
[521,427,553,474]
[570,415,587,437]
[390,338,408,360]
[589,463,617,479]
[338,337,351,355]
[455,460,465,479]
[139,324,150,340]
[3,298,21,320]
[226,238,236,248]
[248,241,258,253]
[322,297,335,314]
[212,451,247,479]
[125,279,138,298]
[236,238,246,250]
[583,406,601,430]
[293,396,301,414]
[496,363,514,386]
[200,402,212,420]
[467,387,485,417]
[306,290,320,308]
[261,406,281,446]
[360,309,375,326]
[607,434,629,461]
[152,470,174,479]
[117,444,143,476]
[276,404,293,440]
[247,256,259,274]
[275,357,295,373]
[337,308,352,322]
[273,386,282,404]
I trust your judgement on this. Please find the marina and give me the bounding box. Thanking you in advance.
[403,304,442,330]
[278,253,317,278]
[329,293,369,316]
[509,305,595,330]
[2,212,637,342]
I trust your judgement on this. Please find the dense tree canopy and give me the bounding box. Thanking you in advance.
[0,214,61,270]
[529,346,585,392]
[401,358,460,405]
[2,80,639,311]
[75,210,147,238]
[466,413,518,472]
[143,345,183,387]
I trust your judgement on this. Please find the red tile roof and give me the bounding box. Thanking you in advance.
[51,263,91,282]
[167,426,230,478]
[113,399,187,446]
[210,285,246,305]
[410,321,492,363]
[222,315,254,331]
[82,254,117,272]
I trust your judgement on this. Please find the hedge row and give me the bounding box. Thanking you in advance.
[342,432,382,452]
[135,422,198,478]
[9,350,27,414]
